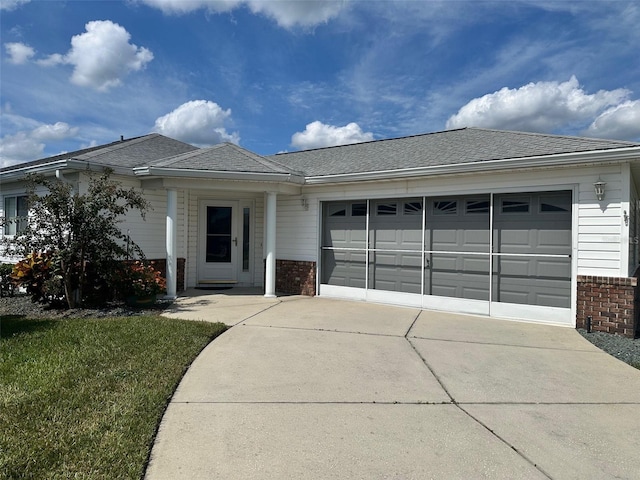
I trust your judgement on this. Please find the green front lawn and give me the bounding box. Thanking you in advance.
[0,314,226,480]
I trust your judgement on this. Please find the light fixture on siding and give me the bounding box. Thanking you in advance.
[301,197,309,210]
[593,178,606,201]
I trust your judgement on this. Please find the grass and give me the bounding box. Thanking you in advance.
[0,314,226,480]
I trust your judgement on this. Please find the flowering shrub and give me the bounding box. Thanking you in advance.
[121,261,166,298]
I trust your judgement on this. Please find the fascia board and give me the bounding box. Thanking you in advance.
[134,166,306,185]
[141,177,302,195]
[303,147,640,185]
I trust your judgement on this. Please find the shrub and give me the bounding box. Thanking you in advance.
[0,263,16,297]
[10,252,54,303]
[2,169,149,308]
[119,261,167,298]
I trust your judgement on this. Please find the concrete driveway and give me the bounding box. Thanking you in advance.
[146,291,640,479]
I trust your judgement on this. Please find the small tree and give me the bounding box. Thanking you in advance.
[3,168,150,308]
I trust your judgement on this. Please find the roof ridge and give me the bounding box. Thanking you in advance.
[272,128,470,157]
[225,143,303,174]
[273,127,640,158]
[73,133,162,160]
[152,144,215,167]
[465,127,640,146]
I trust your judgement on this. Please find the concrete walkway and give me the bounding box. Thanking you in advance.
[146,290,640,479]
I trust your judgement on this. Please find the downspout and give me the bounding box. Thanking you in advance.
[56,169,75,195]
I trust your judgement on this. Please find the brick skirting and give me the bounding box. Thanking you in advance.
[276,259,316,296]
[147,257,186,293]
[576,275,639,338]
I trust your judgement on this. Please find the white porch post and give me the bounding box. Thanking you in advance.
[166,188,177,299]
[264,191,277,298]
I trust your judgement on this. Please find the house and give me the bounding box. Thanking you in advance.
[2,128,640,337]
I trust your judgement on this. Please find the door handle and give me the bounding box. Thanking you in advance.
[233,237,238,246]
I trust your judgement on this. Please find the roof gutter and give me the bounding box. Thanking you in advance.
[133,166,306,185]
[1,159,136,183]
[303,147,640,185]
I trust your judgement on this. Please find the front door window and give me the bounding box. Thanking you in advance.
[206,206,232,263]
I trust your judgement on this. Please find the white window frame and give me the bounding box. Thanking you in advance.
[3,195,29,236]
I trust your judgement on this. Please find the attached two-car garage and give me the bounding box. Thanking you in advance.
[320,191,572,324]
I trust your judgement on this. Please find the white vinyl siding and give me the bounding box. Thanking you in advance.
[275,195,318,262]
[98,174,184,260]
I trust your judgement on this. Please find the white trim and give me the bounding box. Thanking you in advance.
[134,166,305,184]
[620,162,631,276]
[490,302,572,326]
[422,294,490,316]
[318,284,570,324]
[367,289,423,308]
[570,185,579,327]
[319,284,367,301]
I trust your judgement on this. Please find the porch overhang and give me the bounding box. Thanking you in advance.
[140,176,302,195]
[134,167,305,195]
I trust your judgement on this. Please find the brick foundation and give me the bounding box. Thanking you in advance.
[147,257,186,293]
[276,259,316,296]
[576,275,639,338]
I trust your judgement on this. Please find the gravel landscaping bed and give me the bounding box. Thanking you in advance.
[578,329,640,368]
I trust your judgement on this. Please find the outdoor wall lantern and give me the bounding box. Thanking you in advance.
[594,179,606,201]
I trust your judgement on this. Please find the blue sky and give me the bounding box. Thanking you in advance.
[1,0,639,167]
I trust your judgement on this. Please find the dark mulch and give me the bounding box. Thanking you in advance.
[0,293,172,319]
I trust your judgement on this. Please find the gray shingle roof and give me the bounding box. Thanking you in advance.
[72,134,198,168]
[269,128,640,177]
[3,128,638,181]
[0,134,198,173]
[151,142,302,175]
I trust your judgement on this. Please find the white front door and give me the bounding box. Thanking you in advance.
[198,201,239,283]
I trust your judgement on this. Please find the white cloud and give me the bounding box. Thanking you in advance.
[153,100,239,146]
[0,0,30,11]
[247,0,346,28]
[31,122,80,141]
[585,100,640,141]
[0,121,78,165]
[37,20,153,91]
[139,0,346,28]
[291,121,374,150]
[4,42,35,64]
[446,76,629,133]
[138,0,240,14]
